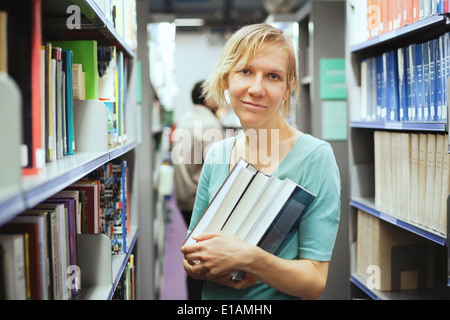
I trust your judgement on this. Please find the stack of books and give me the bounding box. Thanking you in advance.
[183,158,316,280]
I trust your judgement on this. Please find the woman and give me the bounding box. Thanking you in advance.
[181,23,341,300]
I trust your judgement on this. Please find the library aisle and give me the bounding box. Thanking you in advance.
[161,194,188,300]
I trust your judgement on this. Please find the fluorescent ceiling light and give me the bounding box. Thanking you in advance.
[174,18,205,27]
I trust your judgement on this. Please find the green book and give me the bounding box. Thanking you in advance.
[50,40,98,100]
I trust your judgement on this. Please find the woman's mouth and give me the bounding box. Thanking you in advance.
[242,101,266,110]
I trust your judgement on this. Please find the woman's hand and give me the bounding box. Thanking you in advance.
[181,231,258,290]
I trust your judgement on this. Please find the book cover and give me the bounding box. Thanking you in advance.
[38,202,68,300]
[52,47,64,160]
[436,35,444,123]
[422,41,430,122]
[424,133,436,229]
[397,47,408,122]
[415,42,424,122]
[204,167,257,234]
[20,209,53,300]
[87,160,129,254]
[66,181,100,234]
[50,40,98,100]
[62,50,75,155]
[0,234,27,299]
[221,172,271,235]
[234,176,284,241]
[0,222,40,300]
[387,50,399,121]
[407,43,417,121]
[183,158,254,246]
[1,0,43,174]
[232,178,316,280]
[428,39,437,122]
[44,198,78,297]
[13,211,49,300]
[0,11,6,72]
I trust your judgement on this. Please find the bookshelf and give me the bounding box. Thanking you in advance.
[346,0,450,299]
[0,0,144,300]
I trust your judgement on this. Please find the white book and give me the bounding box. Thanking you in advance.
[221,172,270,235]
[0,234,27,299]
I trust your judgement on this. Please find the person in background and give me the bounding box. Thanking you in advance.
[181,23,341,300]
[172,80,224,300]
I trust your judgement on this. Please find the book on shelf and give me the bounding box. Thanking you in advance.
[183,158,316,280]
[66,180,100,235]
[374,131,449,236]
[11,210,50,300]
[354,0,450,44]
[359,30,450,124]
[0,222,40,300]
[0,233,27,300]
[1,1,45,174]
[50,40,98,100]
[356,209,436,291]
[61,49,75,155]
[0,11,6,72]
[85,159,129,254]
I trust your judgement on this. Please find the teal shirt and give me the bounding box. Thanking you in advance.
[187,134,341,300]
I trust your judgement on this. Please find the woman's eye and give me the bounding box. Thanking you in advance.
[240,69,250,75]
[269,73,280,80]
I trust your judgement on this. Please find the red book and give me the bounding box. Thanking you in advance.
[0,1,43,175]
[0,222,41,300]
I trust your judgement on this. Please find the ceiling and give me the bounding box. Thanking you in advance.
[148,0,306,30]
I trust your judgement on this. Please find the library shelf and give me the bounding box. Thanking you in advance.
[351,14,450,56]
[350,273,450,300]
[350,121,447,132]
[346,1,450,300]
[75,225,139,300]
[1,141,139,221]
[42,0,134,58]
[350,197,446,246]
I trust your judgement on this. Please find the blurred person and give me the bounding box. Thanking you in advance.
[172,80,224,300]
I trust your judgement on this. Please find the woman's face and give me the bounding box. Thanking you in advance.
[226,45,290,130]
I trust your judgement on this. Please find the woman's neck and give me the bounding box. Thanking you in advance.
[235,120,301,173]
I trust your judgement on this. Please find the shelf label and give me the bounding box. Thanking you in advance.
[379,212,397,224]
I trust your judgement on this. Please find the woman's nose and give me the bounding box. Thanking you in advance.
[248,75,265,97]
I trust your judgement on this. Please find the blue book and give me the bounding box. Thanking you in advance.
[415,43,424,122]
[376,55,384,121]
[62,50,75,155]
[428,39,437,122]
[387,50,399,122]
[442,32,450,123]
[422,41,430,122]
[381,53,388,121]
[407,44,417,121]
[398,47,408,122]
[436,35,444,122]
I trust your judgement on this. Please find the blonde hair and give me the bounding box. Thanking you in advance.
[202,23,299,118]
